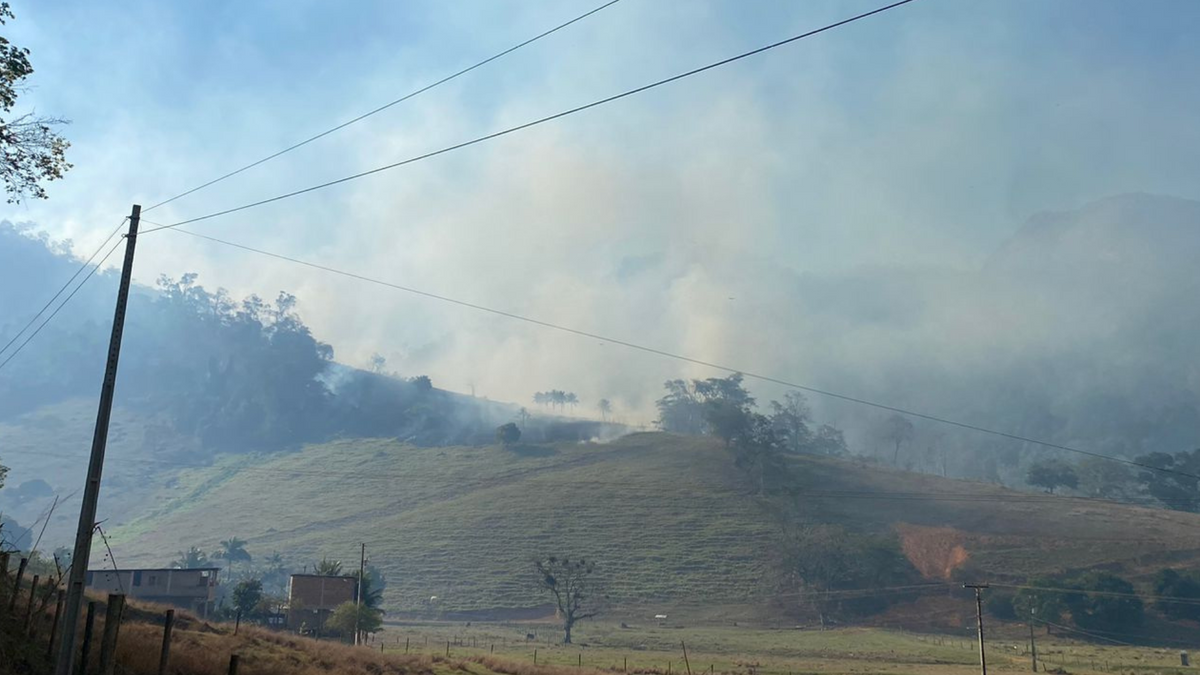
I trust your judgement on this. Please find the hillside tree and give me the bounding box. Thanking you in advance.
[769,392,812,453]
[1065,572,1143,632]
[1152,568,1200,621]
[1026,459,1079,494]
[496,422,521,446]
[534,556,601,644]
[877,414,915,466]
[1135,449,1200,511]
[777,524,916,627]
[0,3,72,203]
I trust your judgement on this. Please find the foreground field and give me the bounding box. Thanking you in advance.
[376,619,1197,675]
[3,586,1196,675]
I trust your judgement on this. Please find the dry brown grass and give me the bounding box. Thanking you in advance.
[93,599,609,675]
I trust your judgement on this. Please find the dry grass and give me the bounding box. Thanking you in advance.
[90,599,620,675]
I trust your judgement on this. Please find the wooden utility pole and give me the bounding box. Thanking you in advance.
[56,205,141,675]
[964,583,989,675]
[355,543,366,646]
[1028,619,1037,672]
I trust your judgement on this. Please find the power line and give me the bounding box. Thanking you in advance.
[991,583,1200,607]
[141,0,623,214]
[1036,619,1134,646]
[139,0,919,234]
[0,235,127,374]
[0,218,127,359]
[156,224,1200,483]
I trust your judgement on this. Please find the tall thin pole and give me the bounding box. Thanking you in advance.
[354,543,365,646]
[55,205,141,675]
[964,583,988,675]
[1028,618,1037,672]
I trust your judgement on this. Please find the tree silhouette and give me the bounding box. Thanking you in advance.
[172,546,210,569]
[217,537,252,572]
[534,556,601,644]
[313,557,343,576]
[597,399,612,422]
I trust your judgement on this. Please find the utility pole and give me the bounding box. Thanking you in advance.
[55,205,141,675]
[964,583,989,675]
[1028,616,1037,672]
[354,543,365,646]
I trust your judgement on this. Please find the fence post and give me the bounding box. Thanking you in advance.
[47,589,66,659]
[8,557,28,612]
[228,654,240,675]
[158,609,175,675]
[534,648,538,665]
[80,601,97,675]
[24,574,41,634]
[98,594,126,675]
[405,637,409,654]
[0,551,9,606]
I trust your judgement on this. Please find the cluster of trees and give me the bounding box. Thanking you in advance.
[533,390,579,412]
[1023,449,1200,512]
[775,524,917,627]
[655,374,848,494]
[1000,572,1145,633]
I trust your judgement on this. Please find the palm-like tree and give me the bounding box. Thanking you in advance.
[598,399,612,422]
[173,546,209,569]
[217,537,252,572]
[313,557,343,576]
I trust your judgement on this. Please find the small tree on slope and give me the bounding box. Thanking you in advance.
[534,556,601,644]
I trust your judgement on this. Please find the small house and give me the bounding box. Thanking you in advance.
[85,568,219,617]
[286,574,358,632]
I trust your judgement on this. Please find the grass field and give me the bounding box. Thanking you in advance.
[372,619,1198,675]
[96,431,1200,619]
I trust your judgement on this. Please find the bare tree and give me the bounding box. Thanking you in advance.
[533,556,600,644]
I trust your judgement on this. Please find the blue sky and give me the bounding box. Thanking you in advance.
[3,0,1200,413]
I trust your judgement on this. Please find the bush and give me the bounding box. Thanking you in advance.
[1066,572,1143,632]
[985,591,1018,620]
[325,601,383,639]
[1152,568,1200,621]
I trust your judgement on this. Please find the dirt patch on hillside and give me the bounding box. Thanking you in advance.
[896,524,970,580]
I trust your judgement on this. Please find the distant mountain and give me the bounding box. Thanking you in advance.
[986,193,1200,281]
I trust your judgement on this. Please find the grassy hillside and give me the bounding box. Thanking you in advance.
[0,399,197,546]
[103,432,1200,616]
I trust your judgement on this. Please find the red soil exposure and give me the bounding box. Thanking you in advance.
[895,524,970,580]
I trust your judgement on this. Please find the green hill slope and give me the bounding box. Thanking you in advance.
[105,433,1200,615]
